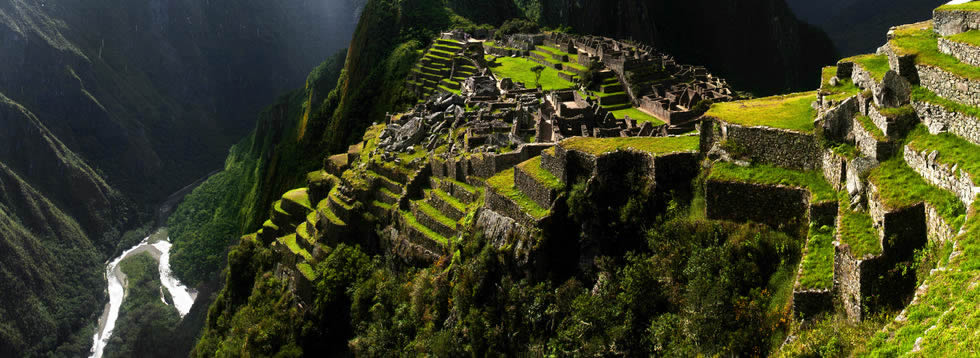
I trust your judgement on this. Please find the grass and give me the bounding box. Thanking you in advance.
[830,143,860,159]
[820,66,861,97]
[517,157,564,190]
[610,107,665,126]
[485,55,575,91]
[906,125,980,185]
[946,29,980,47]
[937,2,980,11]
[704,91,818,133]
[890,23,980,80]
[280,234,313,262]
[487,168,550,219]
[401,210,449,245]
[838,201,881,258]
[911,85,980,119]
[282,188,312,209]
[316,199,346,226]
[430,189,466,213]
[415,200,457,229]
[446,178,477,195]
[855,115,887,141]
[708,162,837,203]
[372,200,393,211]
[560,136,699,156]
[274,200,288,217]
[296,263,317,281]
[797,225,836,290]
[841,54,891,82]
[868,158,967,230]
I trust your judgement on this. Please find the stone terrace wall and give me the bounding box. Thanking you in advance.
[653,152,700,191]
[793,289,833,320]
[466,143,554,179]
[515,165,558,209]
[705,181,810,231]
[939,37,980,67]
[704,118,822,171]
[912,99,980,146]
[904,145,978,207]
[852,116,894,161]
[918,65,980,107]
[925,202,958,244]
[934,9,980,36]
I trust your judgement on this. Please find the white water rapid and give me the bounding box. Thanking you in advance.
[88,232,197,358]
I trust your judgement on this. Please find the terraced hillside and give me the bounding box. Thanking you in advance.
[194,3,980,356]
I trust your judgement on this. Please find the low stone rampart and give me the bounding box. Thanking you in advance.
[918,64,980,108]
[904,145,978,207]
[912,99,980,146]
[705,181,809,231]
[939,37,980,67]
[703,118,821,171]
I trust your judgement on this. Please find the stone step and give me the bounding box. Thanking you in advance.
[601,82,623,93]
[425,189,466,221]
[437,177,479,203]
[280,188,313,217]
[867,105,916,139]
[375,186,400,205]
[514,156,563,209]
[315,199,348,237]
[259,220,280,244]
[271,200,298,230]
[598,92,629,107]
[410,200,458,239]
[327,188,356,223]
[888,23,980,108]
[295,221,314,251]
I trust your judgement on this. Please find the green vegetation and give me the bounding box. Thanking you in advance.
[296,263,317,281]
[317,199,346,226]
[282,188,312,209]
[797,225,836,290]
[560,136,699,156]
[890,23,980,80]
[705,91,818,133]
[103,253,180,358]
[855,115,887,141]
[416,201,457,229]
[430,189,466,212]
[838,202,881,258]
[485,55,575,91]
[610,107,666,125]
[937,2,980,11]
[517,157,563,190]
[947,29,980,47]
[487,168,550,219]
[400,210,449,244]
[820,66,861,96]
[868,158,967,230]
[841,54,891,81]
[911,86,980,118]
[708,162,836,203]
[907,125,980,185]
[777,313,891,357]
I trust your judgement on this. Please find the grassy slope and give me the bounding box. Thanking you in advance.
[946,29,980,47]
[890,22,980,80]
[708,162,836,203]
[797,225,835,290]
[705,91,818,133]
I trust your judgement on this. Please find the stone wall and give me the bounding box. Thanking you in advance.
[515,164,558,208]
[810,201,839,228]
[851,64,877,92]
[822,149,848,191]
[925,202,958,244]
[938,37,980,67]
[541,148,566,182]
[705,181,810,231]
[912,99,980,146]
[918,64,980,108]
[868,105,914,139]
[705,118,822,171]
[904,144,978,207]
[882,44,919,84]
[852,116,894,161]
[653,152,700,191]
[486,185,540,228]
[934,9,980,36]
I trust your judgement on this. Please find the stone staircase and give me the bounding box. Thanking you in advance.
[407,39,469,98]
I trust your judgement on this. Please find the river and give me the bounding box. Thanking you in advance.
[88,228,197,358]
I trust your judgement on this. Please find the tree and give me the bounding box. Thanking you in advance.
[531,65,545,88]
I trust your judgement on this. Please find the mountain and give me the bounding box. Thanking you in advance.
[785,0,946,56]
[0,0,363,355]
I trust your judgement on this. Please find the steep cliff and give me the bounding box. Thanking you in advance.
[0,0,363,355]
